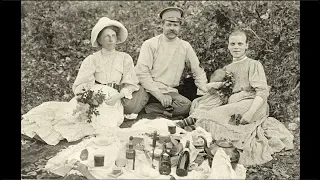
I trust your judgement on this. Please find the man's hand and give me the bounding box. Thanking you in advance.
[206,82,224,90]
[105,93,125,106]
[149,91,173,108]
[158,94,172,108]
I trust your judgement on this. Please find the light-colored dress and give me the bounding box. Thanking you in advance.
[21,49,139,145]
[189,92,223,115]
[190,56,294,165]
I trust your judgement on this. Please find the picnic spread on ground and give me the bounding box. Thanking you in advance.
[22,113,294,179]
[43,118,247,179]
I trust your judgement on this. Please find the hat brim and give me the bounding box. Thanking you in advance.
[91,17,128,47]
[159,7,184,20]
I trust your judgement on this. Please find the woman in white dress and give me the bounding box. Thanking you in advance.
[21,17,140,145]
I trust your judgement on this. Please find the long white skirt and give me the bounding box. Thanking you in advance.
[21,84,124,145]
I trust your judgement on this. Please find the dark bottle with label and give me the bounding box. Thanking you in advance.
[176,140,190,177]
[126,136,136,170]
[159,144,171,175]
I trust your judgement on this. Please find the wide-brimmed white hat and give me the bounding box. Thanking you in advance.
[91,17,128,47]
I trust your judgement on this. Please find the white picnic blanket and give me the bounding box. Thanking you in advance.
[45,118,247,179]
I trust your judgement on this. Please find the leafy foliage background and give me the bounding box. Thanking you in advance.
[21,1,300,122]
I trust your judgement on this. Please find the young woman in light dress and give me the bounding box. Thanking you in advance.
[185,30,294,165]
[21,17,143,145]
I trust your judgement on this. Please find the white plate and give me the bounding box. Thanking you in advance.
[93,137,114,146]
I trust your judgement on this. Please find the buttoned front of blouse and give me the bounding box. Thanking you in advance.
[72,49,139,99]
[94,50,123,84]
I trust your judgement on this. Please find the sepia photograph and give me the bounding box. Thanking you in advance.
[21,1,300,179]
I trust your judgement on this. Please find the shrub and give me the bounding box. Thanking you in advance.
[21,1,300,121]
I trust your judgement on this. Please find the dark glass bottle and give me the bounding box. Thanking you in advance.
[176,140,190,177]
[159,144,171,175]
[126,136,135,170]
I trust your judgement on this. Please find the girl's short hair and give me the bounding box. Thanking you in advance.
[229,29,248,43]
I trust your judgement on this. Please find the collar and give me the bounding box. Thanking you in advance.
[101,48,116,54]
[232,55,248,63]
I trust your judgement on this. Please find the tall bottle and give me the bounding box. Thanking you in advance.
[125,136,136,171]
[159,144,171,175]
[176,140,190,177]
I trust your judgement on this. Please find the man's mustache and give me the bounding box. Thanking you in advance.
[168,30,177,34]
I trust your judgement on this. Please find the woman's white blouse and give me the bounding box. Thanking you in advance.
[72,49,139,99]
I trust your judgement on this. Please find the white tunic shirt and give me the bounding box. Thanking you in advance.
[135,34,208,95]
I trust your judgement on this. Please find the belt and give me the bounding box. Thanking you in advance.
[95,80,121,91]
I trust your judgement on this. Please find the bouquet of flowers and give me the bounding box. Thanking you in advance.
[72,88,106,123]
[208,71,235,104]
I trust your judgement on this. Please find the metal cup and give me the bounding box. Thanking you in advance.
[94,154,105,167]
[168,125,176,134]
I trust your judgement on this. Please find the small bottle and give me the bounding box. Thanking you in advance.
[126,136,136,171]
[176,140,190,177]
[159,144,171,175]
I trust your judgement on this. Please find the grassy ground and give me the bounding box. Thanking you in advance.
[21,114,300,180]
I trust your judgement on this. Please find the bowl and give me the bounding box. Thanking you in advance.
[210,140,240,163]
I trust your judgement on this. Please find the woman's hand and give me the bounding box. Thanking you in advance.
[240,110,255,125]
[105,92,125,106]
[240,96,264,124]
